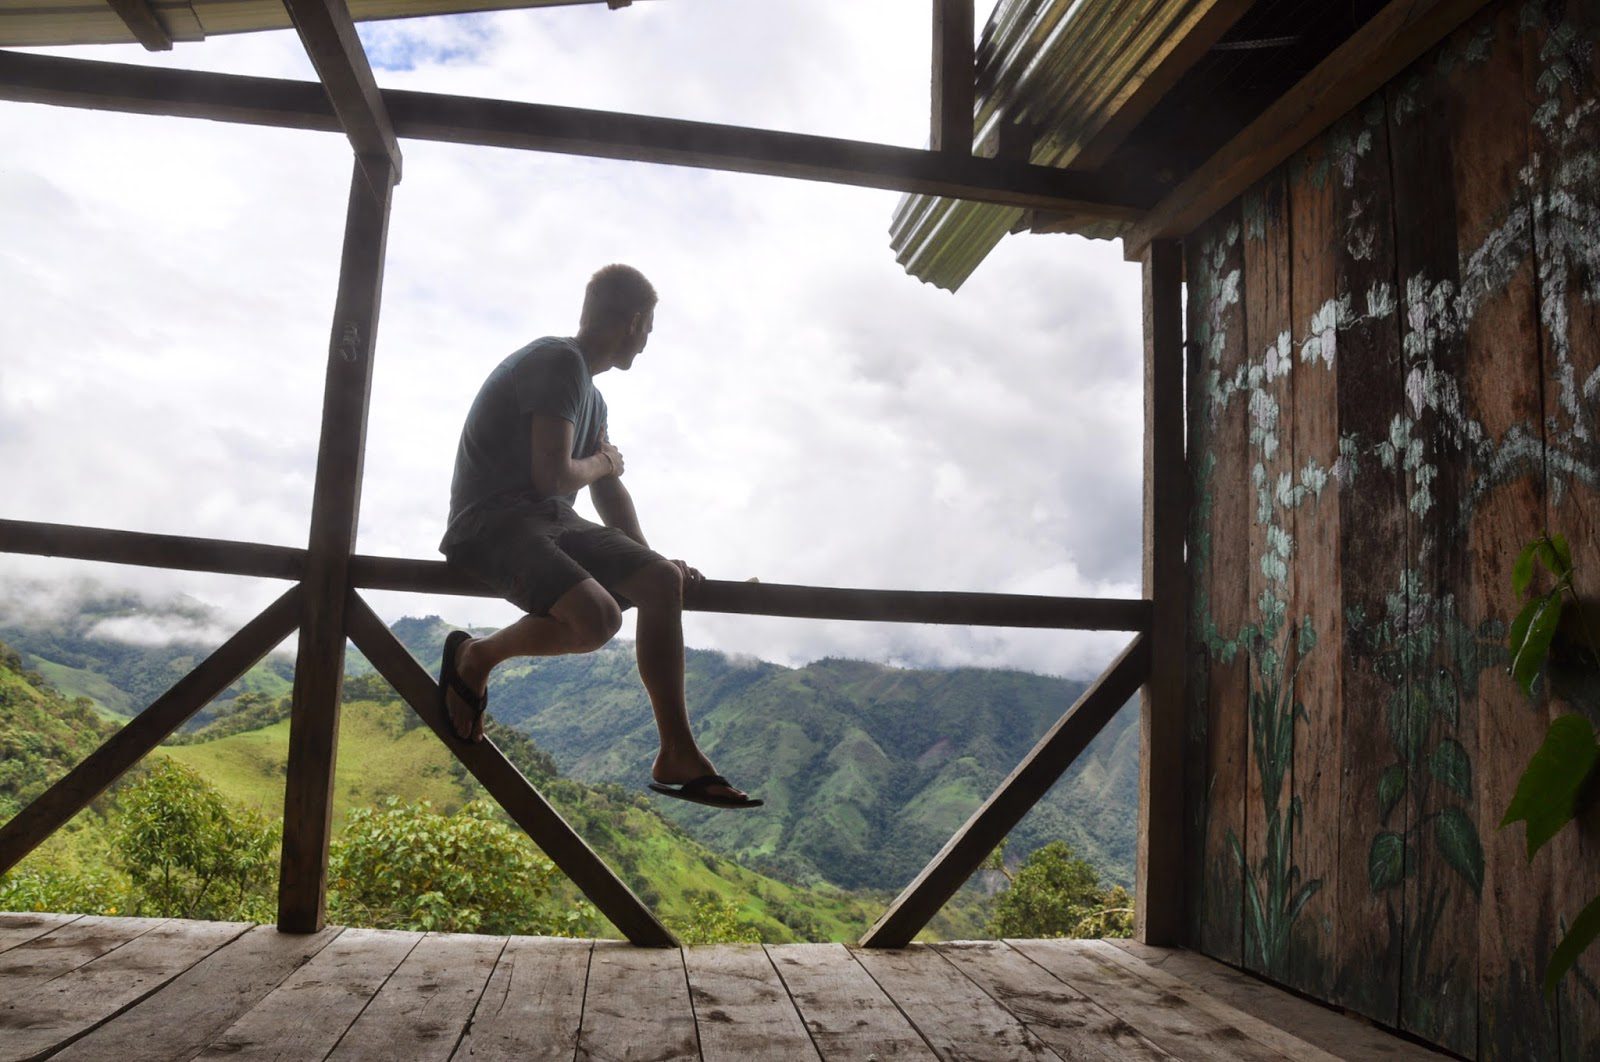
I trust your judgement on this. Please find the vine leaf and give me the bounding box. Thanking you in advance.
[1435,806,1484,895]
[1501,714,1600,861]
[1369,831,1405,891]
[1428,738,1472,800]
[1378,765,1407,821]
[1513,540,1539,599]
[1546,893,1600,997]
[1511,594,1563,696]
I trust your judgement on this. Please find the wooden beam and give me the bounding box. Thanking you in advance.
[344,593,676,947]
[860,633,1151,947]
[0,518,306,581]
[930,0,973,154]
[105,0,172,51]
[1122,0,1495,258]
[277,157,395,934]
[282,0,401,188]
[0,586,301,876]
[0,50,1147,216]
[1136,239,1186,945]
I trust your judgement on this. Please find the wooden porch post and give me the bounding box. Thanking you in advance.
[277,157,395,932]
[1136,237,1186,944]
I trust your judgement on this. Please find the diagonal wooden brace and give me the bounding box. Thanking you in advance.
[0,585,303,876]
[344,593,676,947]
[860,632,1151,947]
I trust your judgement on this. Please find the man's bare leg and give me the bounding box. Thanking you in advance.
[445,579,622,742]
[615,561,747,801]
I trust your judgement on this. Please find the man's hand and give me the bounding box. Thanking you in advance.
[599,428,624,478]
[671,560,704,589]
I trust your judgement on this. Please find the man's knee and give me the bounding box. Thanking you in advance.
[551,582,623,652]
[624,559,683,609]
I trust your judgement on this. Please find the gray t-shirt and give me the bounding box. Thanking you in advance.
[441,336,607,549]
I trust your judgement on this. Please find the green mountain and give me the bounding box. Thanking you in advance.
[0,642,116,821]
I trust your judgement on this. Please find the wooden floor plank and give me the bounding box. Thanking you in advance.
[0,918,249,1062]
[0,915,165,991]
[1105,941,1446,1060]
[451,936,592,1062]
[196,927,422,1062]
[765,943,936,1060]
[1007,939,1301,1062]
[577,942,698,1062]
[933,941,1175,1061]
[683,943,819,1061]
[0,912,81,955]
[852,944,1059,1061]
[328,932,505,1062]
[53,924,343,1062]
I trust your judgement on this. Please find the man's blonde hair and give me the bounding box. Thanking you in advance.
[581,264,658,328]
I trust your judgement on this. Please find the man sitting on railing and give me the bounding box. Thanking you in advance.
[434,264,760,810]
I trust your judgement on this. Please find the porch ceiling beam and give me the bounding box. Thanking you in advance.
[0,50,1147,215]
[1122,0,1495,257]
[281,0,402,186]
[930,0,973,154]
[105,0,172,51]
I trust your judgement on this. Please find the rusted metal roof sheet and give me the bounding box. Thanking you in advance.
[0,0,621,49]
[892,0,1216,291]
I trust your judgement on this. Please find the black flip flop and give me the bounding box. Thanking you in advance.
[438,630,487,742]
[648,773,764,809]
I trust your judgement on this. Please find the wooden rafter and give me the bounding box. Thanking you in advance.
[0,586,303,877]
[0,50,1146,216]
[1122,0,1496,257]
[282,0,402,187]
[105,0,172,51]
[860,633,1151,948]
[930,0,973,154]
[345,594,676,947]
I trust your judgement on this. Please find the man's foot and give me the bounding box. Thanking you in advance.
[651,752,758,806]
[440,631,489,743]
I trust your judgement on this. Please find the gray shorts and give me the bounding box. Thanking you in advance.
[443,496,663,616]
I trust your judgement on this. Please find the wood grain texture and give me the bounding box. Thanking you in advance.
[0,918,247,1062]
[1139,237,1187,944]
[1007,938,1296,1062]
[0,916,164,990]
[682,943,819,1060]
[52,925,342,1062]
[861,633,1148,947]
[346,594,673,947]
[766,943,936,1059]
[0,912,80,956]
[197,927,421,1061]
[0,587,301,876]
[577,942,698,1062]
[850,944,1056,1060]
[933,941,1173,1060]
[328,932,504,1062]
[451,936,591,1062]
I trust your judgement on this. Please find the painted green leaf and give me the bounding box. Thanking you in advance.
[1435,806,1484,895]
[1378,765,1407,820]
[1428,738,1472,799]
[1513,540,1539,599]
[1501,714,1600,860]
[1369,831,1405,891]
[1545,892,1600,997]
[1512,595,1563,696]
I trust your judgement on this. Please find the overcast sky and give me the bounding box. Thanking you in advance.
[0,0,1145,678]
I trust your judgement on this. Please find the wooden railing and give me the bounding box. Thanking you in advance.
[0,514,1149,948]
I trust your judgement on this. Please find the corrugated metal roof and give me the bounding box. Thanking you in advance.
[892,0,1212,291]
[0,0,620,49]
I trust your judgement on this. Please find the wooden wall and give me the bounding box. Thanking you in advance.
[1180,1,1600,1057]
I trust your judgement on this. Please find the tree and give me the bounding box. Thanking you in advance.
[113,759,278,921]
[987,841,1133,939]
[667,898,762,945]
[327,797,595,936]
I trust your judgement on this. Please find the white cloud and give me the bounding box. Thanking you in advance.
[3,1,1144,679]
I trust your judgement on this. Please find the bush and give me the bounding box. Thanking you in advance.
[667,898,761,945]
[988,841,1133,939]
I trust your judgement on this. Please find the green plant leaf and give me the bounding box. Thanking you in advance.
[1514,541,1539,599]
[1501,714,1600,860]
[1545,892,1600,997]
[1435,806,1484,895]
[1549,534,1573,572]
[1510,596,1541,659]
[1428,738,1472,799]
[1369,831,1405,891]
[1512,595,1564,696]
[1378,765,1407,820]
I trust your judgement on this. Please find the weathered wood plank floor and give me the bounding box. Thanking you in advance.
[0,913,1445,1061]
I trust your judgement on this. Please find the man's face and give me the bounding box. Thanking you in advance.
[619,308,654,369]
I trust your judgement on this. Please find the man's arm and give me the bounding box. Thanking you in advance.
[529,414,622,498]
[591,475,648,547]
